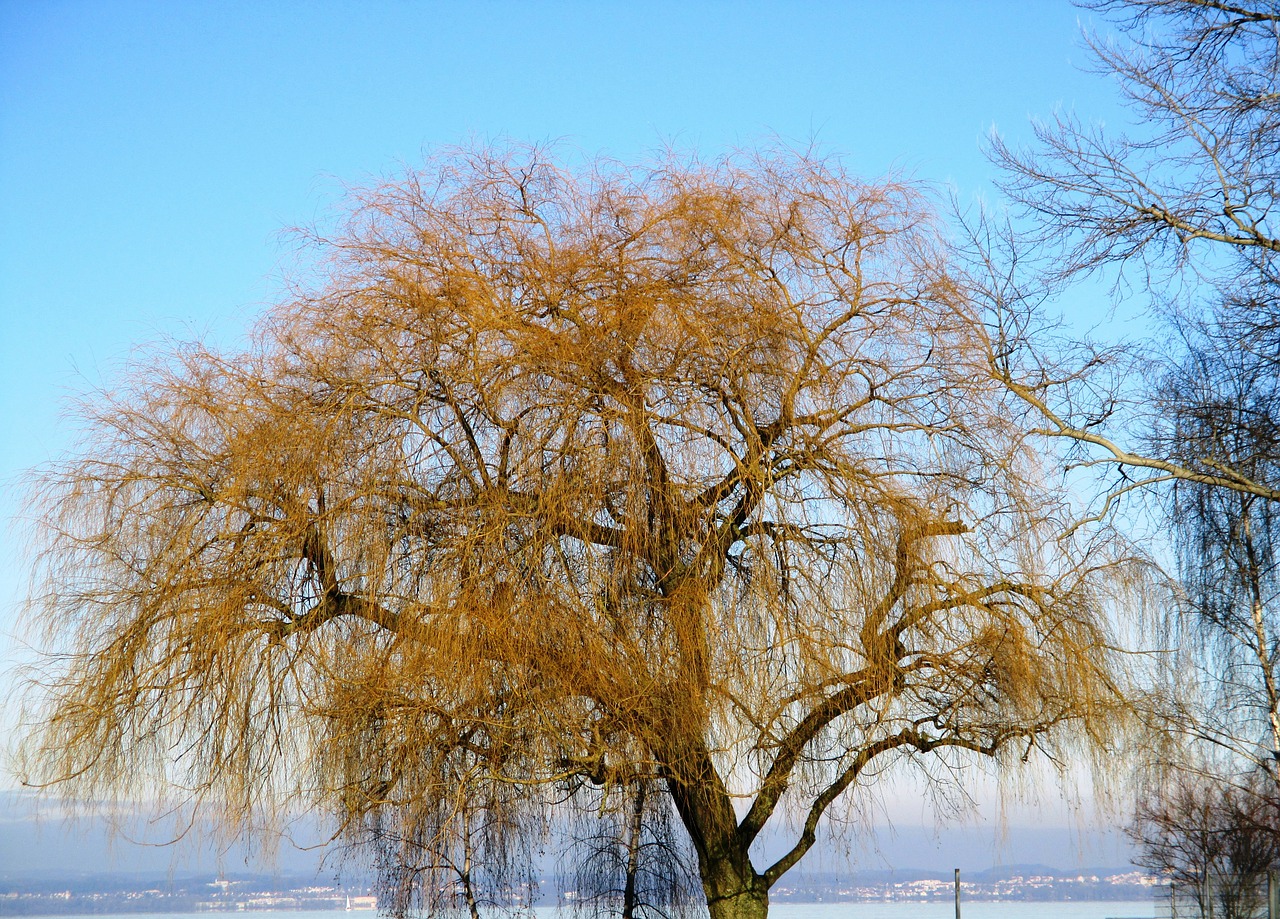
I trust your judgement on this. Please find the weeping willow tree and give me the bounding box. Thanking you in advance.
[19,145,1137,919]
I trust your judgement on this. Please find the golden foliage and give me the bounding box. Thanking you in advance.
[20,145,1137,919]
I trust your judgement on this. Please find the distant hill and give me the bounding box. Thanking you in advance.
[0,789,1137,882]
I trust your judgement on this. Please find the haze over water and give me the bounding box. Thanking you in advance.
[23,907,1158,919]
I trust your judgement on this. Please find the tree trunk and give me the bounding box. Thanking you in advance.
[656,729,772,919]
[705,885,769,919]
[701,856,770,919]
[460,810,481,919]
[621,783,646,919]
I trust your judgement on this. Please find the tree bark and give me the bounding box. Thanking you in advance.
[657,731,771,919]
[702,856,769,919]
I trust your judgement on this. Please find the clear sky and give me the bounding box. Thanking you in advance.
[0,0,1132,864]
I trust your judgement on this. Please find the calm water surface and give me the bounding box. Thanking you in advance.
[48,905,1155,919]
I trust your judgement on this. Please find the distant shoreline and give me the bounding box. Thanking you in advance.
[0,903,1164,919]
[0,867,1166,917]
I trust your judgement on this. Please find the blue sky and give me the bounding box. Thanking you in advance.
[0,0,1131,861]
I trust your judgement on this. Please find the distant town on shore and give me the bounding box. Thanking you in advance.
[0,867,1163,916]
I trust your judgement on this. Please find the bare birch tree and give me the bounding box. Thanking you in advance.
[984,0,1280,775]
[978,3,1280,884]
[989,0,1280,502]
[564,775,698,919]
[18,146,1135,919]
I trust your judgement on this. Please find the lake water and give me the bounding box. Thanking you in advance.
[44,905,1156,919]
[766,904,1153,919]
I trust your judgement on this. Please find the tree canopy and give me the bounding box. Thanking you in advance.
[20,147,1135,919]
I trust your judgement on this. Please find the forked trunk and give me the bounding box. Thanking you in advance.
[658,729,772,919]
